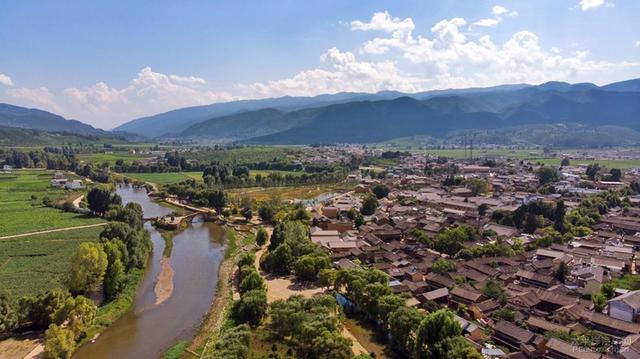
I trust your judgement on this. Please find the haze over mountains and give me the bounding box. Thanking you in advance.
[3,78,640,146]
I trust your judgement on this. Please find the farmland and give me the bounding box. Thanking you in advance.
[227,182,353,201]
[0,170,104,237]
[76,152,153,166]
[120,171,203,185]
[533,158,640,170]
[0,226,102,299]
[184,146,304,165]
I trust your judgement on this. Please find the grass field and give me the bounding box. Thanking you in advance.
[185,146,303,165]
[0,170,104,237]
[77,152,152,166]
[421,148,545,159]
[121,172,203,185]
[533,158,640,169]
[0,226,102,299]
[228,182,353,201]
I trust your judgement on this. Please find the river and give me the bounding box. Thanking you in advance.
[74,185,226,359]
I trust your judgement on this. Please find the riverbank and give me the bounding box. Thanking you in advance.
[79,268,145,347]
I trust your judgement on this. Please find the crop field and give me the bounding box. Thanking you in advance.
[533,158,640,169]
[228,182,354,201]
[250,170,305,178]
[76,152,152,166]
[421,148,546,159]
[0,170,104,237]
[0,226,102,299]
[121,171,203,185]
[185,146,304,165]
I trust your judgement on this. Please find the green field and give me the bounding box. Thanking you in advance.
[533,158,640,169]
[421,148,545,159]
[121,172,203,185]
[0,226,102,299]
[77,152,152,166]
[121,170,307,186]
[0,170,104,237]
[185,146,303,165]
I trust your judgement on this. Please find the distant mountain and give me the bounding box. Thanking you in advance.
[601,78,640,92]
[0,103,105,135]
[113,83,534,137]
[113,92,390,137]
[0,126,122,147]
[115,77,640,144]
[236,86,640,144]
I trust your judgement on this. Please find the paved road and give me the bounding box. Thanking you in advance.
[0,222,108,240]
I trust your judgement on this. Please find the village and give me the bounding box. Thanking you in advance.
[302,150,640,359]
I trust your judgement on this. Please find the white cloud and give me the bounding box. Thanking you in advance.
[472,5,517,28]
[5,87,59,111]
[59,67,235,128]
[0,73,13,87]
[579,0,614,11]
[492,5,508,16]
[248,11,640,97]
[634,41,640,48]
[473,18,500,27]
[239,47,424,97]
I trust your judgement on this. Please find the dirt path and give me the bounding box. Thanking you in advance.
[254,227,368,355]
[0,223,108,240]
[72,194,84,209]
[0,337,42,359]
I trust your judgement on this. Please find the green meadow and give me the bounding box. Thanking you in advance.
[0,170,103,237]
[76,152,151,166]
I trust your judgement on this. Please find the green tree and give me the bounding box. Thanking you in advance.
[0,292,17,335]
[68,243,108,295]
[310,330,352,359]
[372,184,390,199]
[239,271,266,294]
[561,158,570,166]
[601,282,616,300]
[318,268,338,289]
[414,309,462,359]
[555,262,569,283]
[554,200,566,233]
[233,289,267,327]
[103,258,126,300]
[237,252,256,268]
[609,168,622,182]
[54,296,96,340]
[432,336,483,359]
[44,324,76,359]
[431,259,456,274]
[586,164,601,181]
[592,292,607,312]
[377,294,406,328]
[360,194,378,216]
[482,279,506,303]
[537,166,559,186]
[255,227,268,246]
[293,252,331,281]
[86,188,121,216]
[389,306,423,355]
[207,190,227,214]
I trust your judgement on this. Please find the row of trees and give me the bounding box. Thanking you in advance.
[1,148,77,170]
[329,268,481,359]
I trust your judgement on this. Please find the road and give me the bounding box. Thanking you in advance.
[0,223,108,240]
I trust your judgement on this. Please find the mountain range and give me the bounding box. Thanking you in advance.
[3,78,640,146]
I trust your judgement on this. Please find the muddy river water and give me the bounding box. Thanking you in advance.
[74,185,226,359]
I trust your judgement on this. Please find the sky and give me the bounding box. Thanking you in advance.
[0,0,639,129]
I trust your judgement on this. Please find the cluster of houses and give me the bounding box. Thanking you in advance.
[309,155,640,359]
[50,171,84,190]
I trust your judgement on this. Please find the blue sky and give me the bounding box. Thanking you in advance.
[0,0,639,128]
